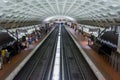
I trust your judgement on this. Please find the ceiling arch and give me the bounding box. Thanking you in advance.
[0,0,120,28]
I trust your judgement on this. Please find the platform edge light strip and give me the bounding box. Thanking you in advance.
[52,24,61,80]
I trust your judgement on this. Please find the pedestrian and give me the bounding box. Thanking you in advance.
[1,49,5,63]
[5,49,10,63]
[0,51,3,69]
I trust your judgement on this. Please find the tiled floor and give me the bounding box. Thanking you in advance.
[66,27,120,80]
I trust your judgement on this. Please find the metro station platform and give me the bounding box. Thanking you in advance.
[0,26,120,80]
[66,27,120,80]
[0,35,47,80]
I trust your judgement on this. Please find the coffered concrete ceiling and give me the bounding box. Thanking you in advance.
[0,0,120,28]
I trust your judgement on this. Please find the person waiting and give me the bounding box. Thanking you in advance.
[0,52,3,69]
[1,49,5,63]
[5,49,10,63]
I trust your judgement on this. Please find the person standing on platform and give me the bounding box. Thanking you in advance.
[5,49,10,63]
[0,51,3,69]
[1,49,5,63]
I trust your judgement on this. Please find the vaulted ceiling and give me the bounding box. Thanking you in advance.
[0,0,120,28]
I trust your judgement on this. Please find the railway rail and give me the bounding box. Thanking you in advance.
[61,26,98,80]
[14,26,59,80]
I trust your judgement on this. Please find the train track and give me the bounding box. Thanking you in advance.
[13,26,59,80]
[61,26,98,80]
[13,25,98,80]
